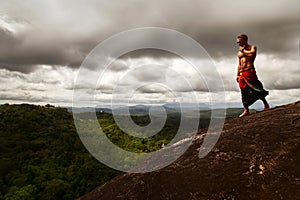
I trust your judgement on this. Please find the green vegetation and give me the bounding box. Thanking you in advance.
[97,112,181,153]
[0,104,119,199]
[0,103,242,199]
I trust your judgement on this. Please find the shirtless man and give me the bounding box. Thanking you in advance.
[236,34,269,117]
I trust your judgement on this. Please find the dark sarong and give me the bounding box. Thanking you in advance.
[238,70,268,108]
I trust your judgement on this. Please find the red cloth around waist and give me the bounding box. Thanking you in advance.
[238,70,258,89]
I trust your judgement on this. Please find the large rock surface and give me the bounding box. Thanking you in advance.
[79,101,300,200]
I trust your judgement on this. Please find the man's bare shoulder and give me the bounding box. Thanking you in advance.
[246,45,257,53]
[249,45,257,49]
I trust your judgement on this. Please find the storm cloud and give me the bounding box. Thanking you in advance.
[0,0,299,106]
[0,0,298,72]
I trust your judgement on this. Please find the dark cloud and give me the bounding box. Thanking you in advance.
[130,66,167,82]
[0,0,298,74]
[235,20,298,58]
[0,64,38,74]
[119,49,177,60]
[0,28,88,73]
[183,20,299,61]
[106,60,130,72]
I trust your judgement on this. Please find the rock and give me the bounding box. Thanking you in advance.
[78,101,300,200]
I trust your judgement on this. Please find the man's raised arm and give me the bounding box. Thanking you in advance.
[241,45,257,56]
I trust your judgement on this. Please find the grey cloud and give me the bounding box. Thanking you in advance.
[136,84,169,94]
[0,91,48,103]
[0,64,38,74]
[0,28,87,73]
[96,84,114,92]
[132,67,167,82]
[16,85,46,92]
[0,0,298,74]
[0,92,71,104]
[107,61,130,72]
[119,49,177,60]
[264,72,300,90]
[0,66,61,85]
[271,82,300,90]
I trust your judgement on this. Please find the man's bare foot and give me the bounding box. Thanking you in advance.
[264,104,270,111]
[239,110,250,117]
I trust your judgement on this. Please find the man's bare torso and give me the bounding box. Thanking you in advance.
[238,45,256,72]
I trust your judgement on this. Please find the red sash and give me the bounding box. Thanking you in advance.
[238,70,258,89]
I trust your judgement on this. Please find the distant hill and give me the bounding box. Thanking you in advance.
[78,101,300,200]
[69,102,212,114]
[70,104,246,118]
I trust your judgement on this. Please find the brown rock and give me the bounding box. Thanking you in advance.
[78,101,300,200]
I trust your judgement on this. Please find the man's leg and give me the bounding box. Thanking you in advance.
[240,88,250,117]
[261,97,270,111]
[239,107,250,117]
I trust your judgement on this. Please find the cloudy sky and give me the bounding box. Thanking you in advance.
[0,0,299,107]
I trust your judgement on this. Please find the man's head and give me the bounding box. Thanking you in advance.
[237,34,248,47]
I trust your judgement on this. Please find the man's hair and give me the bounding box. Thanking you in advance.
[237,34,248,41]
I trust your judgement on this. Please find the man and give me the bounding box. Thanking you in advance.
[236,34,269,117]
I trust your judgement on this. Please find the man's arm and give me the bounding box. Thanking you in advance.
[236,58,241,82]
[237,59,241,75]
[241,45,256,56]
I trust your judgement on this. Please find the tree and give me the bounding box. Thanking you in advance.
[4,185,37,200]
[43,179,71,200]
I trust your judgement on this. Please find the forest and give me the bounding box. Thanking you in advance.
[0,103,242,199]
[0,104,120,199]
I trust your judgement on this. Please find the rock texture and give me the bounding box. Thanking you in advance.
[78,101,300,200]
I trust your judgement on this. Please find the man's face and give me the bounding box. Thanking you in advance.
[236,38,246,47]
